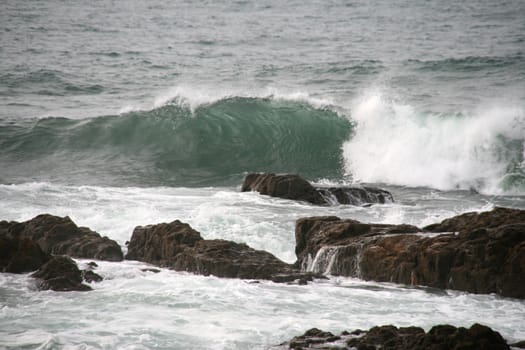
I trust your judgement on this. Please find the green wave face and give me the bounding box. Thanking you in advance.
[0,97,352,186]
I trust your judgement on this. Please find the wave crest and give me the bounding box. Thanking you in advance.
[0,96,351,187]
[343,92,525,194]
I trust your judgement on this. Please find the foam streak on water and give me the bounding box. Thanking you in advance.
[1,183,525,348]
[1,260,525,349]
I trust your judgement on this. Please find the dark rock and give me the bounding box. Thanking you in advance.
[241,173,326,205]
[87,261,98,268]
[0,236,50,273]
[0,214,123,261]
[126,220,303,281]
[423,207,525,233]
[284,324,510,349]
[82,270,103,283]
[32,256,92,292]
[241,173,393,206]
[317,186,394,205]
[294,207,525,298]
[271,272,326,284]
[172,239,296,279]
[141,268,161,273]
[511,340,525,348]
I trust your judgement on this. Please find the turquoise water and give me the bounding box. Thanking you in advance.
[1,0,524,192]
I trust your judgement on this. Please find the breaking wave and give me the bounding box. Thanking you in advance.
[343,91,525,194]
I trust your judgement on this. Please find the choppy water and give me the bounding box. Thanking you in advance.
[1,0,524,349]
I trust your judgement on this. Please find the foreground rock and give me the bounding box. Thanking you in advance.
[241,173,393,206]
[0,214,123,261]
[126,220,318,282]
[295,207,525,298]
[0,236,50,273]
[284,323,511,349]
[31,256,92,291]
[1,233,102,291]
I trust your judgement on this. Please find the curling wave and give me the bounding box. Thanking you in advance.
[0,96,352,187]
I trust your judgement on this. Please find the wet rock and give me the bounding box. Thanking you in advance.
[0,236,50,273]
[172,239,297,279]
[270,272,326,285]
[32,256,92,292]
[0,214,123,261]
[284,324,511,350]
[125,220,202,265]
[423,207,525,233]
[141,268,161,273]
[82,270,103,283]
[241,173,393,206]
[511,340,525,348]
[241,173,326,205]
[295,207,525,298]
[126,220,308,281]
[316,186,393,205]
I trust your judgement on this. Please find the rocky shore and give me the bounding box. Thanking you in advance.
[1,177,523,297]
[295,207,525,298]
[1,173,524,346]
[282,323,518,349]
[1,214,114,291]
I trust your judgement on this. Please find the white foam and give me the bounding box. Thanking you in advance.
[343,91,525,195]
[116,84,340,115]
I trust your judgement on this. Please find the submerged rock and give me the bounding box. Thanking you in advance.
[241,173,393,206]
[295,207,525,298]
[0,214,123,261]
[32,255,92,292]
[284,323,511,350]
[82,269,103,283]
[125,219,318,282]
[316,186,393,205]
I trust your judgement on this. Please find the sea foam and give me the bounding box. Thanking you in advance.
[343,91,525,195]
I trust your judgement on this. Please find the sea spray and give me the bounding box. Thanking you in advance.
[343,91,525,194]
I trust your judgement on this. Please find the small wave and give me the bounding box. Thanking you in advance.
[343,91,525,194]
[408,53,524,72]
[0,69,105,96]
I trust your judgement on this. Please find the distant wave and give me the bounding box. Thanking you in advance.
[407,53,525,72]
[0,96,352,187]
[343,91,525,194]
[0,69,105,96]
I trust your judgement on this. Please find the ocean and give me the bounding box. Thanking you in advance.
[1,0,524,348]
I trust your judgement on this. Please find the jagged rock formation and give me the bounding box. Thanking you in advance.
[283,323,511,350]
[295,207,525,298]
[241,173,393,206]
[0,214,123,261]
[125,219,319,283]
[32,255,92,292]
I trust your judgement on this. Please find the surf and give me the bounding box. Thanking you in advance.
[0,96,352,187]
[343,91,525,195]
